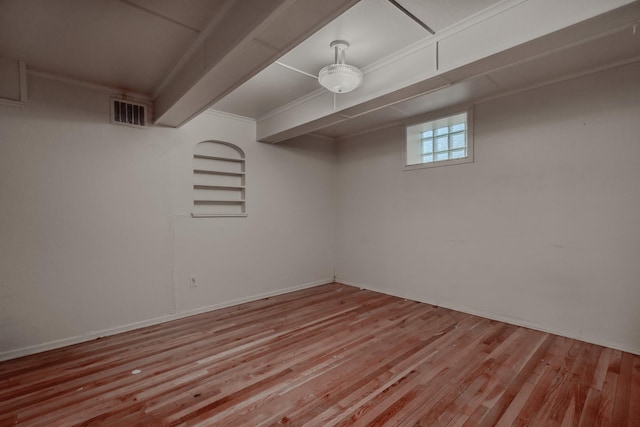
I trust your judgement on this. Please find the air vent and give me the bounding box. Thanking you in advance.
[111,98,147,128]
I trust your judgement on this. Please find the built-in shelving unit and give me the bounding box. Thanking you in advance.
[192,141,246,218]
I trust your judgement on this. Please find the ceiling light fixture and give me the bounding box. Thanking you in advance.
[318,40,363,94]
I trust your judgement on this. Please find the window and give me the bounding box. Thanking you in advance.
[405,107,473,169]
[192,141,246,218]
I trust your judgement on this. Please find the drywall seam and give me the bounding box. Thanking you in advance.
[27,69,152,101]
[337,279,640,356]
[0,278,333,362]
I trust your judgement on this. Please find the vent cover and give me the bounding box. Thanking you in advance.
[111,98,147,127]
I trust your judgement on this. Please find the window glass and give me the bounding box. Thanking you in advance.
[405,110,473,169]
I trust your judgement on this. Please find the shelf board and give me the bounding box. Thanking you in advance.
[193,169,245,177]
[194,184,245,190]
[194,200,245,205]
[194,154,245,163]
[191,213,248,218]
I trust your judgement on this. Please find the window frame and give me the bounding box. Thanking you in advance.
[403,105,474,171]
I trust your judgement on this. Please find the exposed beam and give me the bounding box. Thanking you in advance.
[153,0,359,128]
[257,0,639,143]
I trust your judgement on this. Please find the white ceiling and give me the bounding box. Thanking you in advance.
[1,0,638,141]
[0,0,225,94]
[278,0,428,75]
[125,0,223,31]
[210,0,509,120]
[398,0,509,32]
[0,0,361,124]
[211,0,432,119]
[210,0,640,141]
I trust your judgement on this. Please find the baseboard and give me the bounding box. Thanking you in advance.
[338,279,640,356]
[0,278,332,362]
[172,278,333,320]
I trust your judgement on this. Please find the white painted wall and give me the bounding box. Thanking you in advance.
[0,76,336,359]
[169,116,337,313]
[0,77,176,358]
[2,62,639,360]
[335,62,640,354]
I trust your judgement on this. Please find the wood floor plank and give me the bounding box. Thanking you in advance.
[328,316,491,426]
[0,283,343,375]
[403,325,531,426]
[595,349,623,425]
[31,291,393,425]
[612,352,634,426]
[0,283,638,426]
[577,347,612,426]
[629,355,640,425]
[468,332,556,427]
[296,311,461,426]
[230,304,440,426]
[170,300,428,426]
[0,283,356,399]
[532,339,585,424]
[489,336,570,426]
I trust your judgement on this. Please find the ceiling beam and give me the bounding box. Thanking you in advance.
[257,0,639,143]
[153,0,359,128]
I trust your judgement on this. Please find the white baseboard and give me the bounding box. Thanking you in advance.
[338,279,640,356]
[0,278,332,362]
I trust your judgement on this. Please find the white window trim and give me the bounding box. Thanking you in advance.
[403,105,474,171]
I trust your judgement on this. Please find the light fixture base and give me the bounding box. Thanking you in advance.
[330,40,349,50]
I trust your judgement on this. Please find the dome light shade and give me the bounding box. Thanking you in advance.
[318,63,363,93]
[318,40,363,94]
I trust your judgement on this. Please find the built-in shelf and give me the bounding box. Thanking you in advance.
[193,169,245,177]
[194,184,245,190]
[194,199,245,205]
[194,154,245,163]
[192,141,246,217]
[191,213,248,218]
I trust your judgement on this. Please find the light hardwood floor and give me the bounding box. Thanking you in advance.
[1,283,638,426]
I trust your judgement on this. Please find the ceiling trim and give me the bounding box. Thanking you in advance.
[203,109,256,124]
[258,87,328,122]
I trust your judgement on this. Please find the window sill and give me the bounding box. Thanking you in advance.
[403,156,474,171]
